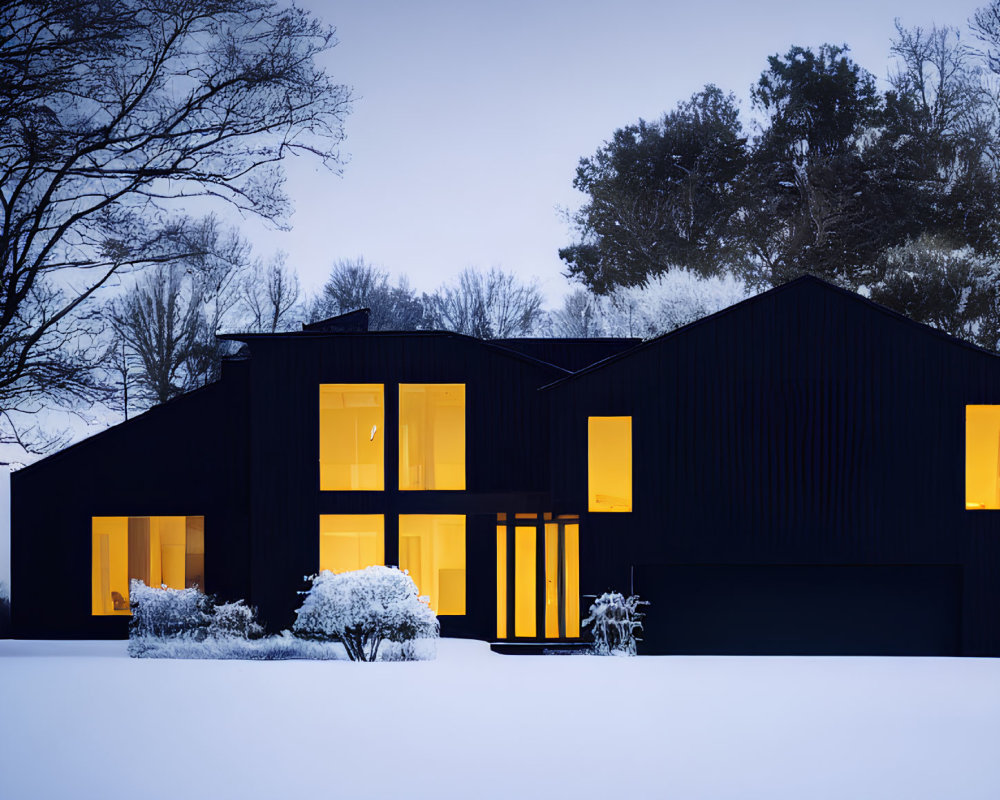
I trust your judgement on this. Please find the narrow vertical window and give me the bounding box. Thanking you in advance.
[399,515,466,614]
[966,405,1000,509]
[399,384,466,490]
[544,523,559,638]
[588,416,632,512]
[319,515,385,573]
[496,524,507,638]
[564,522,580,638]
[514,525,536,637]
[319,384,384,491]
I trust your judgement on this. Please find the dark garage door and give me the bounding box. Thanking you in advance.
[633,564,962,656]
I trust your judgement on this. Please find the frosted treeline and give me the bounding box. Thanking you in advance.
[549,269,752,339]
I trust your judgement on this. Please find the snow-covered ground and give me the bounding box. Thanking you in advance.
[1,639,998,800]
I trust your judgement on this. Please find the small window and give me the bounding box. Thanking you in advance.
[966,405,1000,509]
[588,416,632,512]
[399,514,465,614]
[91,516,204,615]
[319,515,384,573]
[319,384,384,491]
[399,384,466,490]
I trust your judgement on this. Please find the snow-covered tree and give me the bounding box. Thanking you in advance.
[599,269,750,338]
[293,566,439,662]
[582,591,649,656]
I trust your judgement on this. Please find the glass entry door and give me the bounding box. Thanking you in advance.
[496,514,579,640]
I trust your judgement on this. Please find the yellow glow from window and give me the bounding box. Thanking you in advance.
[967,405,1000,509]
[544,523,559,638]
[399,384,465,490]
[564,523,580,638]
[91,516,205,616]
[399,515,466,614]
[588,416,632,512]
[319,515,385,573]
[514,525,536,637]
[319,384,384,491]
[496,525,507,638]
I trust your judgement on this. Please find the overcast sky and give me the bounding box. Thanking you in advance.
[240,0,985,308]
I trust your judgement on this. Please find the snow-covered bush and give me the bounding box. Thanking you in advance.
[209,600,264,640]
[128,580,214,641]
[128,581,266,657]
[583,591,649,656]
[293,566,439,662]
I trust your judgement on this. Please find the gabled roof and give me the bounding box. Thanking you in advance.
[13,380,224,476]
[541,275,1000,390]
[219,328,574,376]
[302,308,370,333]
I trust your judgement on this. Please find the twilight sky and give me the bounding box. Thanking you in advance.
[239,0,986,308]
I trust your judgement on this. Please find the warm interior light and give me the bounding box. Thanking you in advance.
[564,523,580,638]
[92,516,204,616]
[545,523,559,638]
[588,416,632,512]
[319,384,384,491]
[399,384,465,490]
[496,525,507,638]
[399,515,466,614]
[319,515,385,573]
[966,405,1000,510]
[514,525,536,637]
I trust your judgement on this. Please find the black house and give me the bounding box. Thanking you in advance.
[11,277,1000,655]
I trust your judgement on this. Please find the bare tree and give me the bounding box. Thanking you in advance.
[311,258,424,330]
[110,266,201,406]
[108,216,251,406]
[425,267,543,339]
[0,0,351,447]
[239,253,302,333]
[550,289,604,338]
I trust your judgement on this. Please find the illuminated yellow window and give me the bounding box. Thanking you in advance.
[91,516,205,615]
[399,515,465,614]
[497,525,507,638]
[399,384,465,490]
[319,384,384,491]
[966,405,1000,509]
[588,416,632,512]
[564,523,580,638]
[545,523,559,638]
[514,525,536,637]
[319,515,384,573]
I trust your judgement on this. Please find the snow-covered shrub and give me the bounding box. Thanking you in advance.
[583,591,649,656]
[128,580,214,641]
[293,566,439,662]
[129,581,269,656]
[208,600,264,640]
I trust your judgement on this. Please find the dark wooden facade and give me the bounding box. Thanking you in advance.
[10,277,1000,654]
[546,277,1000,655]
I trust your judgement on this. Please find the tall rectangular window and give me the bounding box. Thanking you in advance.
[496,524,507,638]
[399,384,466,490]
[514,526,536,637]
[588,416,632,512]
[91,516,205,615]
[966,405,1000,509]
[319,384,384,491]
[319,515,384,573]
[399,514,466,614]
